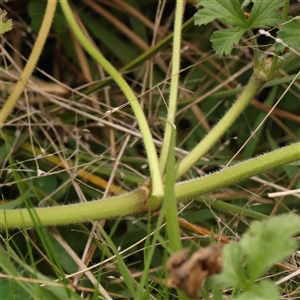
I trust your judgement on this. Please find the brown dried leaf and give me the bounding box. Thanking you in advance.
[167,244,223,299]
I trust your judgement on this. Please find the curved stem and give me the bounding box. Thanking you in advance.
[73,17,195,99]
[0,0,57,125]
[59,0,164,198]
[1,142,299,229]
[1,189,146,228]
[176,72,265,179]
[175,142,300,202]
[159,0,184,174]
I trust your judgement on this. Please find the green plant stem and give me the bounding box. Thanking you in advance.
[177,74,300,107]
[176,72,265,179]
[175,142,300,202]
[267,49,299,81]
[59,0,164,198]
[164,127,182,252]
[282,0,289,20]
[247,29,259,67]
[195,198,267,221]
[73,17,194,99]
[0,0,57,126]
[266,0,291,83]
[267,55,279,81]
[162,125,184,299]
[270,48,300,70]
[1,142,299,229]
[0,189,146,228]
[159,0,184,174]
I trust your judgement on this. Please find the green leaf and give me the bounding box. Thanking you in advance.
[247,0,284,29]
[275,18,300,52]
[0,9,13,34]
[27,0,46,32]
[210,27,246,56]
[217,242,248,289]
[0,279,31,300]
[32,175,58,197]
[195,0,247,27]
[240,213,299,281]
[28,0,68,35]
[233,280,279,300]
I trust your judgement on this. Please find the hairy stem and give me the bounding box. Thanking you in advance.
[176,72,265,179]
[1,143,299,229]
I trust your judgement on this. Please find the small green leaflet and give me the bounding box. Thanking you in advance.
[217,213,299,298]
[210,27,245,56]
[194,0,247,28]
[0,9,13,35]
[239,213,299,282]
[194,0,285,56]
[275,18,300,52]
[247,0,285,29]
[233,281,279,300]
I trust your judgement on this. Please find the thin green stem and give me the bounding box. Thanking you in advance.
[267,55,279,81]
[270,47,300,70]
[1,142,299,229]
[247,29,259,67]
[267,49,299,81]
[73,17,195,100]
[0,0,57,125]
[164,126,182,252]
[282,0,289,21]
[159,0,185,174]
[195,198,267,221]
[266,0,291,83]
[176,73,265,179]
[59,0,163,198]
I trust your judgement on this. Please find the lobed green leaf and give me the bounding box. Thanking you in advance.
[195,0,287,56]
[195,0,247,27]
[217,213,299,295]
[210,27,246,56]
[275,18,300,52]
[217,242,248,289]
[233,280,279,300]
[240,213,299,282]
[247,0,284,28]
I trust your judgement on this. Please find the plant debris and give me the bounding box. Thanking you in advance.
[167,244,223,299]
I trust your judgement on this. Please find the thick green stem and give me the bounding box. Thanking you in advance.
[1,143,299,229]
[176,72,265,179]
[59,0,163,198]
[0,0,57,125]
[0,189,146,228]
[175,142,300,201]
[159,0,184,174]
